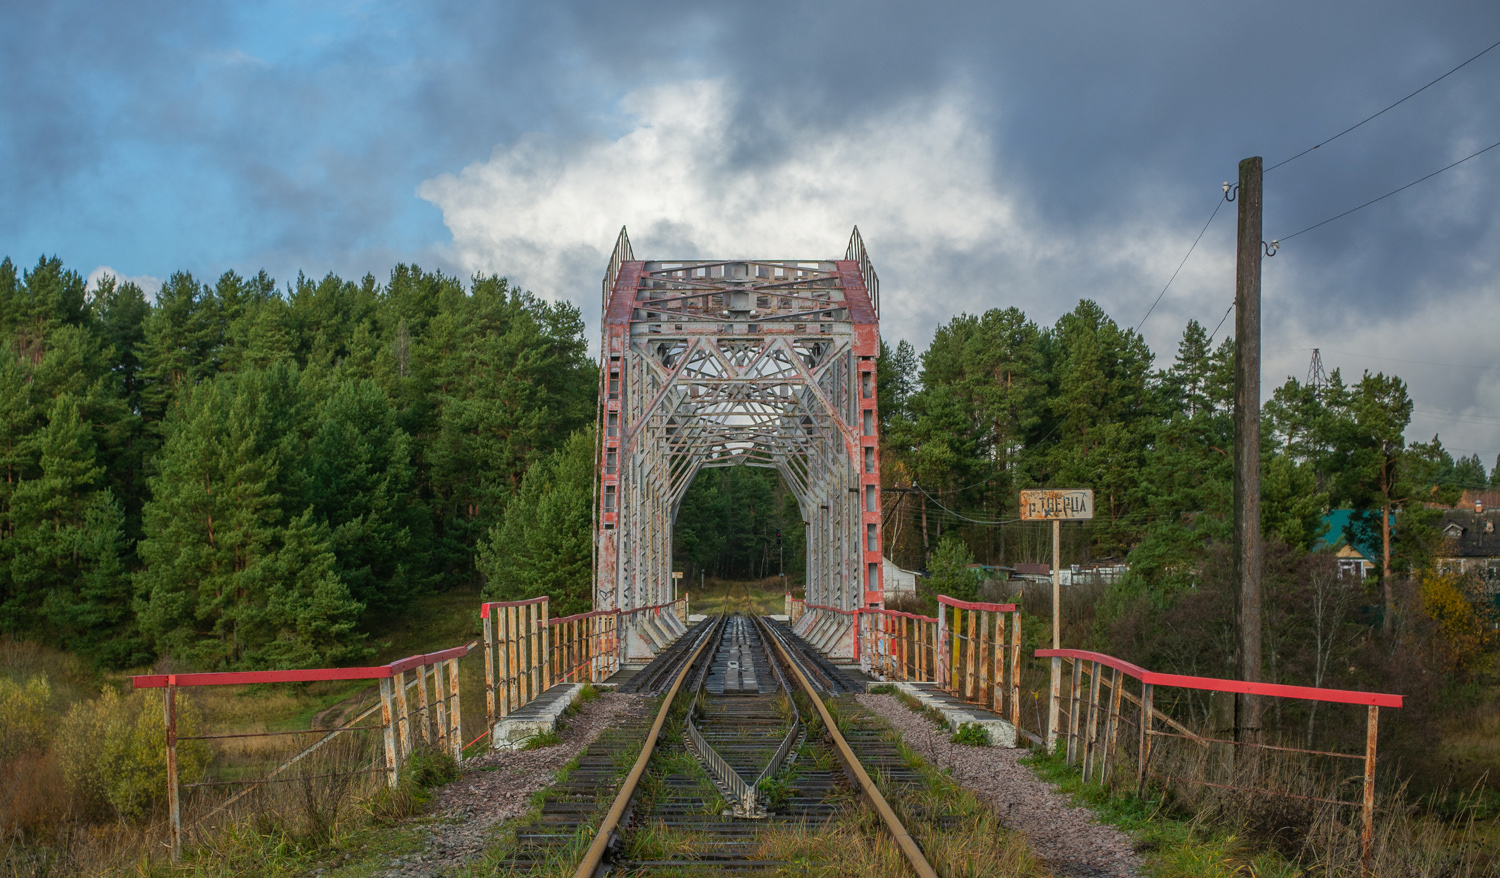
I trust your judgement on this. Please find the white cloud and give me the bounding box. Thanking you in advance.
[419,77,1497,465]
[86,266,163,301]
[419,79,1067,336]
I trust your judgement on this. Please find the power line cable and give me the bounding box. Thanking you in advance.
[1265,36,1500,173]
[1207,301,1235,344]
[1135,197,1225,332]
[1277,138,1500,243]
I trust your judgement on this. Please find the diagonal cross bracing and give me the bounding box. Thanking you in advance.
[595,228,885,620]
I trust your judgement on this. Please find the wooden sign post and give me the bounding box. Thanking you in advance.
[1021,489,1094,750]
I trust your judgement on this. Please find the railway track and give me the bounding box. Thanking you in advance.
[493,613,941,877]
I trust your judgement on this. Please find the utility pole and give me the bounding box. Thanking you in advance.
[1233,156,1264,743]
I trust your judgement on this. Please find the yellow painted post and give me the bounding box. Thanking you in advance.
[541,600,551,691]
[447,657,462,761]
[1010,611,1022,731]
[393,668,411,758]
[965,607,978,701]
[432,662,448,749]
[415,662,432,743]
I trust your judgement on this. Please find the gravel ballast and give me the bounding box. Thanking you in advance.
[372,691,644,877]
[855,692,1144,878]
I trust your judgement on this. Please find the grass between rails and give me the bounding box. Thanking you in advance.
[755,693,1044,877]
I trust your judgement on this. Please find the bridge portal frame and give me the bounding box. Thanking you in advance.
[594,228,884,625]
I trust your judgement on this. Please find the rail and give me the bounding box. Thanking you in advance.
[131,643,473,861]
[1037,647,1402,869]
[759,615,938,878]
[572,617,719,878]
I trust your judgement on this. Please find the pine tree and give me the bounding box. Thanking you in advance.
[304,378,421,618]
[477,427,596,617]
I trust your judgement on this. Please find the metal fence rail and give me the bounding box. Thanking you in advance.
[1037,647,1402,870]
[131,642,474,861]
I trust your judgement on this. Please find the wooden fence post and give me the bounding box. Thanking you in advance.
[164,677,181,862]
[1067,659,1083,765]
[1362,705,1379,872]
[483,608,496,730]
[1009,611,1022,732]
[416,663,432,743]
[540,599,552,691]
[1136,683,1153,797]
[431,663,447,750]
[448,657,462,762]
[509,604,521,710]
[936,604,949,689]
[393,669,411,757]
[380,676,400,789]
[1103,666,1123,784]
[1083,661,1102,780]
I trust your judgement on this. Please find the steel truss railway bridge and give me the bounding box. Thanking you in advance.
[594,227,885,657]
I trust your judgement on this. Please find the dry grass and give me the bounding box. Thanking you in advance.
[689,577,788,616]
[1053,708,1500,877]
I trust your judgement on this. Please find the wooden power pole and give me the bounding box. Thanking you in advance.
[1233,156,1263,742]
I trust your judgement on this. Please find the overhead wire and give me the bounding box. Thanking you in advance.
[1277,139,1500,243]
[1134,197,1225,332]
[1265,36,1500,174]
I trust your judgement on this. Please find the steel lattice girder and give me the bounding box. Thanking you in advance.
[594,228,884,618]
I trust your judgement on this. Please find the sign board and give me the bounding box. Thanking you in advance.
[1020,489,1094,521]
[672,571,684,579]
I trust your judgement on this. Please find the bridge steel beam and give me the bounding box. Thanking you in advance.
[594,228,884,646]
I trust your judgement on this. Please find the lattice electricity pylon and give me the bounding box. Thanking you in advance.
[595,227,884,640]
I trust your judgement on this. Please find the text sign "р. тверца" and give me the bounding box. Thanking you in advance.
[1019,489,1094,521]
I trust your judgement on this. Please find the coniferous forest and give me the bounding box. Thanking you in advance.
[2,255,1495,677]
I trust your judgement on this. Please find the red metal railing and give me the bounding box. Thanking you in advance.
[1036,647,1402,869]
[132,642,474,861]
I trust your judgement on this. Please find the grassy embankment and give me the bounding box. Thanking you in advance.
[0,584,489,877]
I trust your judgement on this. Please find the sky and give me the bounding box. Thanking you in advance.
[3,1,1498,475]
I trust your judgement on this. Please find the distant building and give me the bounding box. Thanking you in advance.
[1436,503,1500,588]
[883,557,918,599]
[1319,509,1380,579]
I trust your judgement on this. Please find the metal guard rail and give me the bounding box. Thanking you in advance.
[1035,648,1403,708]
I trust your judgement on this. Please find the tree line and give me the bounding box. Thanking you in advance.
[0,256,595,669]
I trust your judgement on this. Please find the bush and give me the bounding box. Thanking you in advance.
[951,722,990,746]
[0,674,52,759]
[53,686,209,821]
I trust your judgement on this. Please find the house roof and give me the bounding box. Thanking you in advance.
[1318,509,1385,562]
[1438,510,1500,559]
